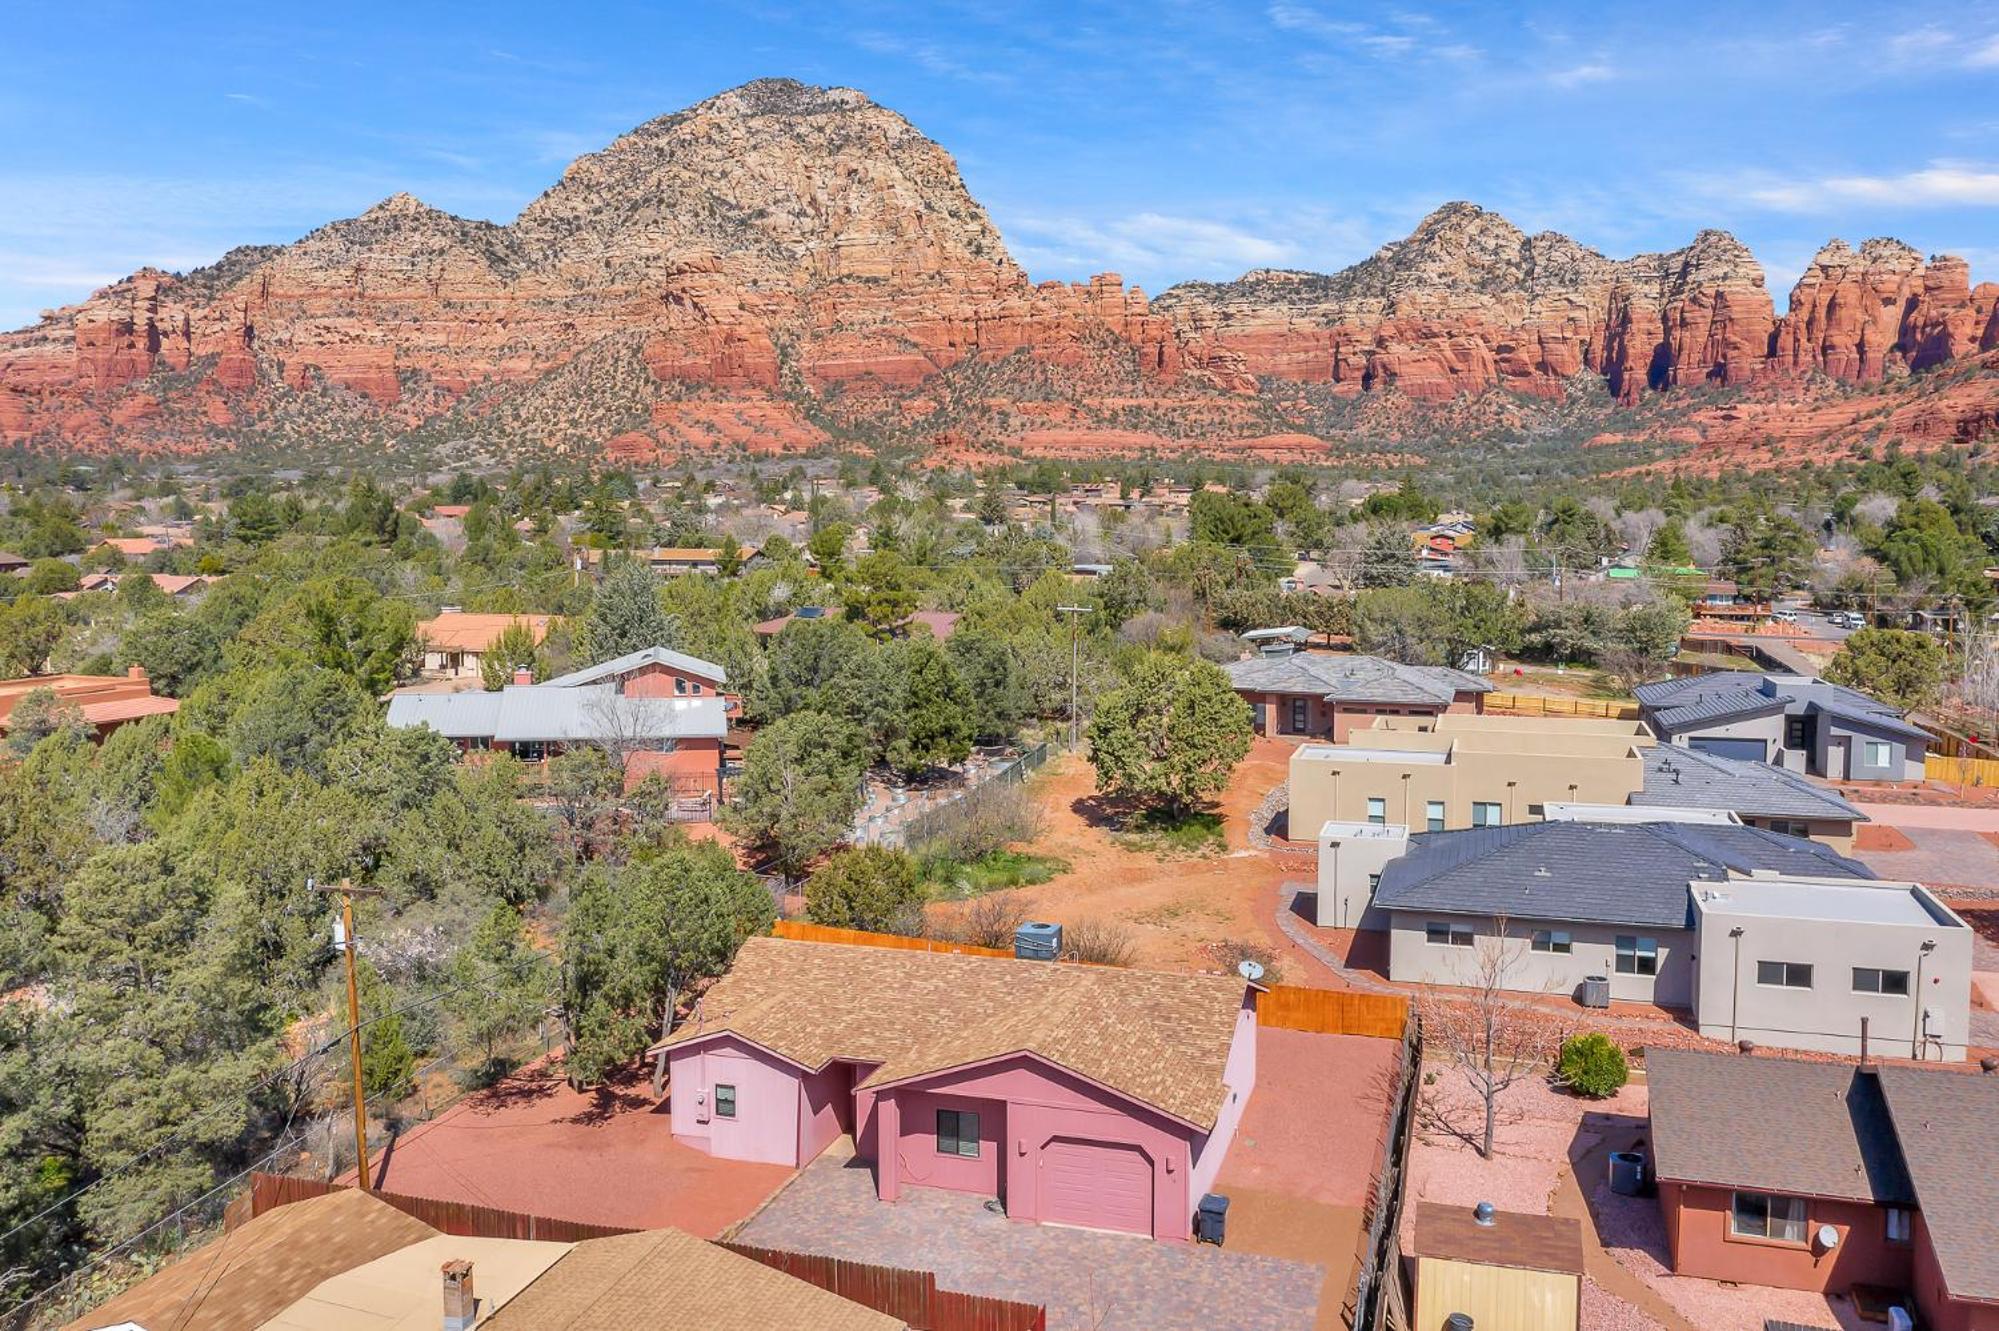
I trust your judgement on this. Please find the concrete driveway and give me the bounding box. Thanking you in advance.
[1853,824,1999,890]
[734,1145,1323,1331]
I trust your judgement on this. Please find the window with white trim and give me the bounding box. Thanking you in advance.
[714,1083,737,1118]
[1756,960,1814,989]
[1471,801,1502,827]
[1864,740,1892,768]
[1425,800,1446,832]
[1426,921,1474,947]
[935,1109,980,1158]
[1730,1191,1806,1243]
[1366,797,1387,826]
[1531,929,1573,954]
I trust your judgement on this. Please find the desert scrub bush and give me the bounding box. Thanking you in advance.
[948,891,1030,950]
[1554,1032,1629,1098]
[1201,937,1282,985]
[1062,917,1137,967]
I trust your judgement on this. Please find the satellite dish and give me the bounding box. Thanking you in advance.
[1238,959,1266,982]
[1815,1223,1840,1250]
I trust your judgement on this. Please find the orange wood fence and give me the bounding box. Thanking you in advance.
[1257,983,1409,1039]
[236,1171,635,1242]
[773,918,1015,958]
[1484,692,1640,720]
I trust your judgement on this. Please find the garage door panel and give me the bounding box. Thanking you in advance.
[1688,737,1767,763]
[1040,1138,1152,1235]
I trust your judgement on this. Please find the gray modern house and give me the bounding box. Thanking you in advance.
[1631,744,1868,848]
[1634,672,1929,781]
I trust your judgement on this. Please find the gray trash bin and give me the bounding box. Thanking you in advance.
[1609,1150,1647,1196]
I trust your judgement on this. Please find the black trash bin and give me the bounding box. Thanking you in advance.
[1195,1193,1230,1245]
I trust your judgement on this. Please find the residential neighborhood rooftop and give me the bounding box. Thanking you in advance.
[1412,1201,1584,1276]
[1294,743,1449,765]
[415,612,555,652]
[1372,820,1874,929]
[654,936,1251,1130]
[1645,1048,1915,1207]
[1875,1065,1999,1302]
[542,645,728,688]
[386,685,727,743]
[1223,652,1492,706]
[1692,877,1959,928]
[1633,745,1866,822]
[1636,670,1925,740]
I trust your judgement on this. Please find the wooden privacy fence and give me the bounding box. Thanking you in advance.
[774,918,1014,958]
[1257,983,1409,1039]
[1926,753,1999,787]
[720,1243,1046,1331]
[1483,692,1640,720]
[237,1171,635,1242]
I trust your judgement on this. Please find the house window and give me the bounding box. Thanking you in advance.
[1863,740,1892,769]
[1368,872,1381,893]
[1730,1191,1807,1244]
[935,1109,980,1158]
[1757,961,1814,989]
[1426,921,1474,947]
[691,681,703,695]
[1853,967,1911,996]
[1471,802,1502,828]
[1886,1207,1913,1243]
[1765,819,1807,838]
[1615,936,1659,976]
[1786,716,1810,750]
[513,740,548,763]
[1532,929,1573,954]
[714,1084,737,1119]
[1289,697,1308,733]
[1366,797,1387,826]
[675,677,688,694]
[1425,800,1446,832]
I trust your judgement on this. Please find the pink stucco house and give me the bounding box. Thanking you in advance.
[651,937,1260,1242]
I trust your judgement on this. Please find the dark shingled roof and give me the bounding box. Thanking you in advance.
[1876,1066,1999,1303]
[1646,1048,1914,1206]
[1372,821,1873,929]
[1633,746,1866,823]
[1412,1202,1583,1276]
[1223,652,1491,706]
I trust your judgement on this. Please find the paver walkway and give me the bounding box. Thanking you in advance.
[734,1148,1323,1331]
[1852,825,1999,891]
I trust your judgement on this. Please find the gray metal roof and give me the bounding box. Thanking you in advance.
[1647,1048,1913,1207]
[387,685,727,744]
[1638,671,1923,741]
[1805,699,1930,743]
[1372,820,1873,929]
[1647,687,1786,733]
[1633,746,1866,822]
[1223,652,1491,706]
[541,645,728,689]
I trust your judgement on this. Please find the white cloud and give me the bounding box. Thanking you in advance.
[1266,3,1477,64]
[1736,163,1999,211]
[1971,35,1999,67]
[1545,61,1616,89]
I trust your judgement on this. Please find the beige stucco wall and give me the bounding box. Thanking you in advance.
[1415,1255,1579,1331]
[1315,823,1410,929]
[1290,723,1649,838]
[1386,913,1695,1007]
[1693,884,1973,1059]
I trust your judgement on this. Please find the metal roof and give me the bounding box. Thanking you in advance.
[1805,699,1930,743]
[1633,745,1866,821]
[542,645,728,689]
[1224,653,1491,705]
[1372,820,1873,929]
[1639,671,1924,743]
[387,686,727,744]
[1647,687,1786,733]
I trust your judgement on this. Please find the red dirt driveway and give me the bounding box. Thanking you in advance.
[364,1059,793,1237]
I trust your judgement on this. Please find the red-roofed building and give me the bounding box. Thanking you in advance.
[0,666,178,737]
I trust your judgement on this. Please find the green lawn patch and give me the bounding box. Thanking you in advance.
[921,849,1072,898]
[1113,808,1226,858]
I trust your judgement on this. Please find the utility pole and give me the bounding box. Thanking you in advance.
[313,877,383,1190]
[1057,605,1091,751]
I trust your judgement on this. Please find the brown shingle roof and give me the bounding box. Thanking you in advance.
[1413,1202,1584,1275]
[656,937,1249,1130]
[61,1190,437,1331]
[1876,1065,1999,1303]
[486,1229,906,1330]
[1645,1048,1913,1206]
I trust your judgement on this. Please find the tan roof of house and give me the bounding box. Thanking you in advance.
[263,1233,571,1330]
[62,1190,438,1331]
[484,1229,906,1331]
[1876,1065,1999,1303]
[417,613,554,653]
[655,936,1249,1129]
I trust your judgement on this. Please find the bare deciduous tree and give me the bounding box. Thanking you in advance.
[1424,918,1549,1160]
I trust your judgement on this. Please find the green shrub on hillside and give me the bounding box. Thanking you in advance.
[1555,1032,1629,1098]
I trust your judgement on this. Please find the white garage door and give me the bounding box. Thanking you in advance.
[1040,1138,1153,1236]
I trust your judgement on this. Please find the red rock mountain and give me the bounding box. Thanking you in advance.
[1,79,1994,466]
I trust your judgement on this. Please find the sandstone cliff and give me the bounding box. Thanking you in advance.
[1,80,1994,466]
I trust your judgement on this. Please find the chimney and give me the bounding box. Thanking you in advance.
[512,666,534,686]
[126,664,148,681]
[1858,1016,1873,1072]
[442,1259,475,1331]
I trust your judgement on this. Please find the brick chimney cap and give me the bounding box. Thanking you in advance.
[442,1258,473,1278]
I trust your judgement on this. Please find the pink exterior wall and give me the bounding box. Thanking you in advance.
[890,1089,1006,1197]
[797,1060,854,1166]
[868,1055,1201,1240]
[1188,995,1258,1205]
[667,1036,804,1166]
[1911,1214,1999,1331]
[1660,1181,1912,1294]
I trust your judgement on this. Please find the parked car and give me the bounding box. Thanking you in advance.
[1772,609,1798,624]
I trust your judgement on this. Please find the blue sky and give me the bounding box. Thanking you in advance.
[2,1,1997,331]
